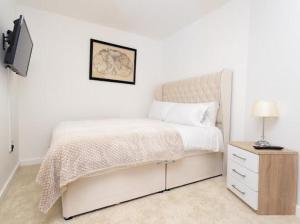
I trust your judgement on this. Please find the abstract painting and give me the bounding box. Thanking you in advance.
[89,39,137,84]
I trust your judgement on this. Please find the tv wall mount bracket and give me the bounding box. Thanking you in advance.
[2,30,13,51]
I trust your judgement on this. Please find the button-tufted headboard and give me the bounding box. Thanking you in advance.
[154,69,233,148]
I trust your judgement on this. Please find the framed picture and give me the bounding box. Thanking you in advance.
[89,39,137,85]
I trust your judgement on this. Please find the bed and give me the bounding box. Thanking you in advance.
[38,69,232,219]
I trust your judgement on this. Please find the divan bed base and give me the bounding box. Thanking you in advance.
[166,151,223,189]
[64,175,222,220]
[63,189,166,220]
[62,162,166,219]
[62,152,223,219]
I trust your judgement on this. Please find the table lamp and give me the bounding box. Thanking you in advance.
[253,100,279,146]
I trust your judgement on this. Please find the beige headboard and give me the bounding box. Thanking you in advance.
[154,69,233,147]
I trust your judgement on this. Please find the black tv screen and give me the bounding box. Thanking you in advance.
[4,15,33,77]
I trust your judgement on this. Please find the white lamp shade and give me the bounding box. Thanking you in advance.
[253,100,279,117]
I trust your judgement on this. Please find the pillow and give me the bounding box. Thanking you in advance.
[201,101,219,126]
[148,100,174,120]
[164,103,208,126]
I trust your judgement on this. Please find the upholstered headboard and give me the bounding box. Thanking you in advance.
[154,69,233,147]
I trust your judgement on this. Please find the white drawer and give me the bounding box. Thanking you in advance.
[228,145,259,173]
[227,176,258,210]
[227,160,259,191]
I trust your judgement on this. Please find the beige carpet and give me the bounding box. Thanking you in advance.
[0,165,299,224]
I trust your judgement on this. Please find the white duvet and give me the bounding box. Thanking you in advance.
[165,122,224,152]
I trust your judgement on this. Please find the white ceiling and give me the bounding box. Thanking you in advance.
[17,0,229,39]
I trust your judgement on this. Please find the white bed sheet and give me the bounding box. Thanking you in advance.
[165,122,224,152]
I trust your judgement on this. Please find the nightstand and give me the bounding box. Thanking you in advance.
[227,142,298,215]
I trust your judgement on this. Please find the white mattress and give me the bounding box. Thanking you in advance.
[165,122,224,152]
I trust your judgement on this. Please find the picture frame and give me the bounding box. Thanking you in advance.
[89,39,137,85]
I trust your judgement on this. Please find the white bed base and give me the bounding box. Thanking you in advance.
[62,162,166,219]
[166,151,223,189]
[62,152,223,219]
[62,69,232,219]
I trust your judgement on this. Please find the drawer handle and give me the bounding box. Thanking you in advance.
[232,169,246,178]
[232,153,247,161]
[232,184,246,195]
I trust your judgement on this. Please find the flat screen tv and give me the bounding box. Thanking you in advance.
[4,15,33,77]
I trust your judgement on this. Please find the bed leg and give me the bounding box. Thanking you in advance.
[64,216,73,220]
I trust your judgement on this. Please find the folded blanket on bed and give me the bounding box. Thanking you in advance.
[36,119,184,213]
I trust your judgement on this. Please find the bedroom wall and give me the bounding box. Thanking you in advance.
[0,0,19,195]
[15,5,164,162]
[162,0,250,141]
[245,0,300,207]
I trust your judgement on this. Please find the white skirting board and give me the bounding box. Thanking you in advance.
[0,161,19,199]
[296,205,300,217]
[19,157,43,166]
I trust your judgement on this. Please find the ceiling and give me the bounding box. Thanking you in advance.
[17,0,229,39]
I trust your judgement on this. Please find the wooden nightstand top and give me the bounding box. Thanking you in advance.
[230,142,298,155]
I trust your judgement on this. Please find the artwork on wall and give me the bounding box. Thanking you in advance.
[89,39,137,85]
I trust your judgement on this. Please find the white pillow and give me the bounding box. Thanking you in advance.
[201,101,219,126]
[165,103,208,126]
[148,101,174,120]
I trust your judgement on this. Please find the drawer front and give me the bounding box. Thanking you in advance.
[227,176,258,210]
[228,145,259,173]
[227,160,259,191]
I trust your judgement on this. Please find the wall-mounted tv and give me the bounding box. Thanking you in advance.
[3,15,33,77]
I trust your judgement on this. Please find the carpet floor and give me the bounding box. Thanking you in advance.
[0,165,299,224]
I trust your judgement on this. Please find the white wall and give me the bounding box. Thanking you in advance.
[0,0,19,193]
[16,1,251,162]
[162,0,250,140]
[245,0,300,204]
[16,6,164,161]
